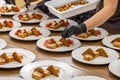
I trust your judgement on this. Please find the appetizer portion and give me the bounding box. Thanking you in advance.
[0,20,13,29]
[32,65,60,80]
[18,13,43,21]
[0,6,20,13]
[46,19,69,29]
[15,27,42,38]
[56,0,88,12]
[111,37,120,48]
[82,48,108,61]
[76,29,101,38]
[43,38,74,49]
[0,52,23,65]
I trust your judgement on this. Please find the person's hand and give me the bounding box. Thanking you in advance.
[62,23,87,38]
[34,0,50,13]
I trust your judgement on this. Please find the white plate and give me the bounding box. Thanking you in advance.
[36,36,81,52]
[0,48,36,68]
[53,76,106,80]
[72,28,108,41]
[20,60,74,80]
[72,46,119,65]
[102,35,120,50]
[13,12,49,23]
[0,0,6,6]
[40,18,78,31]
[9,27,51,41]
[71,76,106,80]
[0,4,26,15]
[0,19,21,32]
[109,59,120,77]
[0,77,24,80]
[0,38,6,49]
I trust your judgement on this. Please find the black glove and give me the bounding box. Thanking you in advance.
[62,23,87,38]
[5,0,15,4]
[34,0,50,13]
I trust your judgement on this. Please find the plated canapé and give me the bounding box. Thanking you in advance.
[0,4,26,15]
[72,28,108,41]
[13,12,49,23]
[9,27,50,41]
[40,19,78,31]
[72,46,119,65]
[20,60,74,80]
[37,36,81,52]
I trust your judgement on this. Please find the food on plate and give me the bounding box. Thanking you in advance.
[18,12,43,21]
[32,65,59,80]
[43,38,74,49]
[1,53,14,63]
[96,48,108,57]
[0,20,13,29]
[47,65,60,77]
[111,37,120,48]
[12,52,23,63]
[0,52,23,65]
[0,57,6,65]
[76,29,101,38]
[46,19,69,29]
[82,48,108,61]
[15,27,42,38]
[56,0,88,12]
[0,6,20,13]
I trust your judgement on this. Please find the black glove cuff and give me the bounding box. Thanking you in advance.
[78,23,87,33]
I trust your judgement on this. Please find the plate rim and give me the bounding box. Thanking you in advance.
[20,60,74,80]
[71,46,119,65]
[0,38,7,49]
[36,36,81,52]
[0,48,36,68]
[108,59,120,77]
[9,26,51,41]
[39,18,78,31]
[13,12,49,23]
[0,19,21,32]
[71,28,108,41]
[102,34,120,50]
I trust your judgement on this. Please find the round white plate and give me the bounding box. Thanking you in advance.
[53,76,106,80]
[40,18,78,31]
[109,59,120,77]
[9,27,50,41]
[0,48,36,68]
[37,36,81,52]
[0,77,24,80]
[71,76,106,80]
[20,60,74,80]
[102,35,120,50]
[72,46,119,65]
[0,4,26,15]
[0,0,6,6]
[0,19,21,32]
[13,12,49,23]
[0,38,6,49]
[72,28,108,41]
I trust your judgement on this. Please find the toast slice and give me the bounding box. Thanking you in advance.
[47,65,60,77]
[1,53,14,62]
[0,57,6,65]
[96,48,108,58]
[12,52,23,63]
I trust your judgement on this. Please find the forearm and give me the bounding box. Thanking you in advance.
[84,0,118,30]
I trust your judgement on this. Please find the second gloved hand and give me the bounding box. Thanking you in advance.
[62,23,87,38]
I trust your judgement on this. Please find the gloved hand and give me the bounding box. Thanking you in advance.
[4,0,15,4]
[62,23,87,38]
[34,0,50,13]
